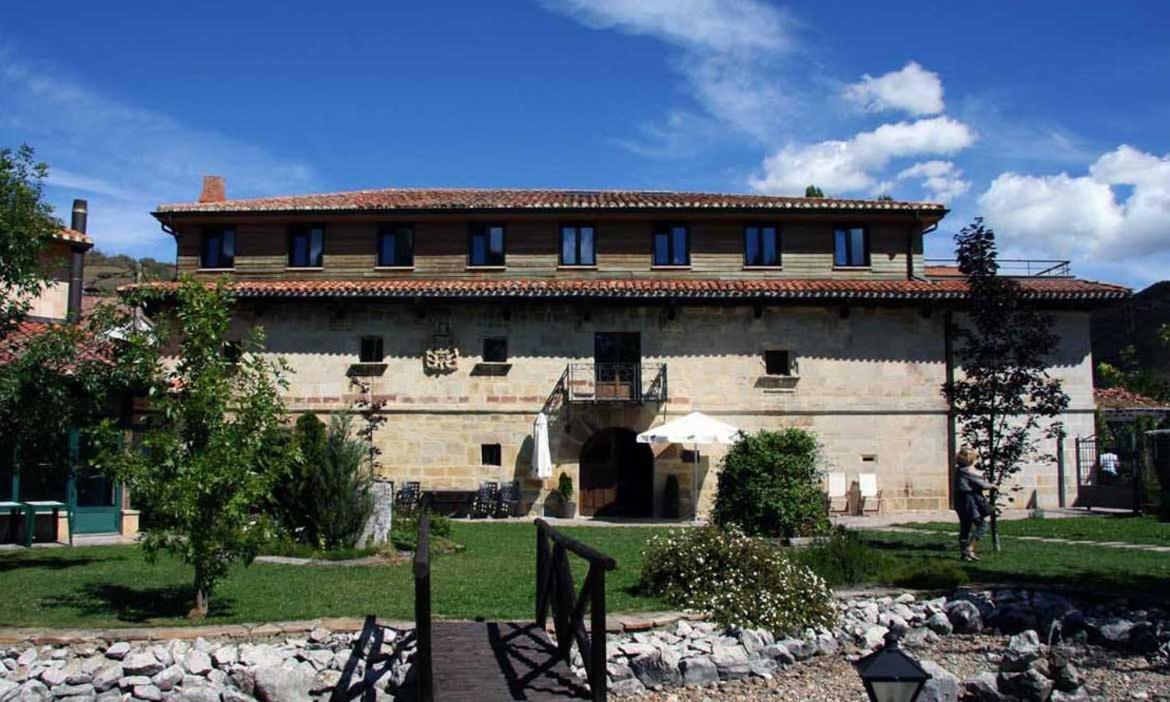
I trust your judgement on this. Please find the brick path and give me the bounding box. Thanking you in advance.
[429,621,590,701]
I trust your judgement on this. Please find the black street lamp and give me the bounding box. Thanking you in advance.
[856,630,932,702]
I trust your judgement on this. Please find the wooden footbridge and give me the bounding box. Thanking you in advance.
[410,514,616,701]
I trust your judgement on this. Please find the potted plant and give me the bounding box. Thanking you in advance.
[557,473,577,519]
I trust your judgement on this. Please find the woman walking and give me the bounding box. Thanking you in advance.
[954,447,992,561]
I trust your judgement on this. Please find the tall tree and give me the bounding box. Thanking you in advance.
[0,145,59,335]
[804,185,824,198]
[95,279,293,617]
[943,218,1070,551]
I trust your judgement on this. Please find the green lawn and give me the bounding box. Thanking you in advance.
[896,514,1170,546]
[0,523,672,629]
[864,529,1170,594]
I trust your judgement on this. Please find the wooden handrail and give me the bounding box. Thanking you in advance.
[413,507,433,702]
[535,519,616,701]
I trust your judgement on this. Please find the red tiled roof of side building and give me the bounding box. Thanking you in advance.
[123,276,1130,302]
[1095,387,1170,410]
[0,320,112,367]
[53,227,94,248]
[154,187,948,216]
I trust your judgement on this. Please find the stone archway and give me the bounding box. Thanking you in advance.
[578,427,654,517]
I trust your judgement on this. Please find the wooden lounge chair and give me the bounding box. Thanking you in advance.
[858,472,882,515]
[826,472,849,515]
[473,481,499,518]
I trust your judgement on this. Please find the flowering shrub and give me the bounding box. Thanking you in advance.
[639,526,836,634]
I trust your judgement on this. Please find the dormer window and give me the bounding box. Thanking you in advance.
[833,225,869,267]
[652,224,689,266]
[560,225,596,266]
[200,226,235,269]
[378,223,414,267]
[744,225,780,267]
[469,223,506,267]
[289,224,324,268]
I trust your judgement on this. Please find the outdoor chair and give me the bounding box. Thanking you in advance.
[825,471,849,515]
[495,481,520,518]
[396,481,422,509]
[858,472,883,515]
[473,481,499,518]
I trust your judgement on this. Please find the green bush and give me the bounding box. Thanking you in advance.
[390,507,454,552]
[272,412,375,551]
[557,473,574,502]
[712,428,829,538]
[796,527,890,586]
[663,474,680,519]
[639,526,836,634]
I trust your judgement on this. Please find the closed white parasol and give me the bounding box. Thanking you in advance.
[531,411,553,480]
[637,412,740,521]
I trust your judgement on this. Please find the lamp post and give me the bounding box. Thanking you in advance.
[856,630,931,702]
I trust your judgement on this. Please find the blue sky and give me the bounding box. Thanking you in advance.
[2,1,1168,287]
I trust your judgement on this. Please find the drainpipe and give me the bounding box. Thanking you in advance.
[67,199,87,324]
[943,310,957,509]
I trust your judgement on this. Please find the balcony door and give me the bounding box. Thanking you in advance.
[594,332,641,401]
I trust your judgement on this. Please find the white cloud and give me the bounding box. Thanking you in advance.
[979,145,1170,260]
[896,160,970,201]
[541,0,796,143]
[749,116,976,196]
[0,57,316,257]
[844,61,944,116]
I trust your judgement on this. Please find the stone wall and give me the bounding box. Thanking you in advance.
[228,300,1095,516]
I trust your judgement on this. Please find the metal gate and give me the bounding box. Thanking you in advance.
[1074,434,1141,512]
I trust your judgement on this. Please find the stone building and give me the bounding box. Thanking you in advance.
[146,178,1129,517]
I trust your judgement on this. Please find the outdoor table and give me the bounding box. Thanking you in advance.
[19,500,70,547]
[421,489,477,517]
[0,501,22,544]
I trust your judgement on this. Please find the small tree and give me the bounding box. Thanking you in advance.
[0,145,58,336]
[943,218,1069,551]
[713,428,828,538]
[804,185,824,198]
[96,278,293,617]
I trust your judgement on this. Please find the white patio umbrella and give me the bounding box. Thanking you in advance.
[637,412,739,521]
[531,411,553,480]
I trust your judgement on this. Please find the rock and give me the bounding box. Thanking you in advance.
[80,656,106,676]
[926,612,953,635]
[308,629,331,645]
[1000,630,1044,672]
[609,677,646,695]
[630,648,681,687]
[814,631,838,656]
[1054,662,1084,692]
[1127,622,1160,653]
[92,664,123,693]
[711,645,750,680]
[777,637,815,661]
[239,645,283,670]
[861,625,889,651]
[918,661,959,702]
[0,679,18,700]
[606,661,633,681]
[616,642,656,658]
[50,682,95,698]
[104,643,131,661]
[253,662,315,702]
[679,656,718,685]
[991,603,1039,634]
[10,679,51,702]
[738,629,766,656]
[310,669,341,695]
[118,675,152,689]
[1049,690,1092,702]
[299,649,333,670]
[133,683,163,701]
[748,657,777,679]
[16,650,38,667]
[223,690,258,702]
[183,650,213,676]
[761,644,795,667]
[153,664,184,692]
[997,669,1053,702]
[121,652,162,677]
[961,672,1005,702]
[945,600,983,633]
[177,686,222,702]
[1089,618,1133,649]
[39,665,68,688]
[211,646,239,667]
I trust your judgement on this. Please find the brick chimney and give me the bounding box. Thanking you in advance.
[199,175,226,203]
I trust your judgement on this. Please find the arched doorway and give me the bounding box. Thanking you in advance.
[579,428,654,517]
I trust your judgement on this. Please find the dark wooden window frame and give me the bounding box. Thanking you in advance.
[764,349,792,376]
[481,443,502,466]
[651,223,690,267]
[359,336,385,363]
[833,224,871,267]
[199,225,235,269]
[559,223,598,266]
[288,223,325,268]
[743,223,782,267]
[377,223,415,268]
[482,336,508,363]
[468,222,507,267]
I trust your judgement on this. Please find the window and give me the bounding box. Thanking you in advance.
[652,224,689,266]
[744,225,780,267]
[560,224,596,266]
[288,224,324,268]
[833,225,869,267]
[469,223,506,266]
[200,226,235,269]
[764,349,792,376]
[359,336,384,363]
[377,223,414,267]
[483,337,508,363]
[481,443,502,466]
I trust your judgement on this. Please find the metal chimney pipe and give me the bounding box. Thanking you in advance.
[71,199,88,233]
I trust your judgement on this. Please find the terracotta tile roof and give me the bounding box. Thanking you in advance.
[0,320,110,367]
[125,276,1130,302]
[154,188,947,216]
[1095,387,1170,411]
[924,265,963,277]
[52,227,93,247]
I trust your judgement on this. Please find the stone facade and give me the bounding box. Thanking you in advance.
[233,298,1096,517]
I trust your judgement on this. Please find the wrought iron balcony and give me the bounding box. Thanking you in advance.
[564,363,668,404]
